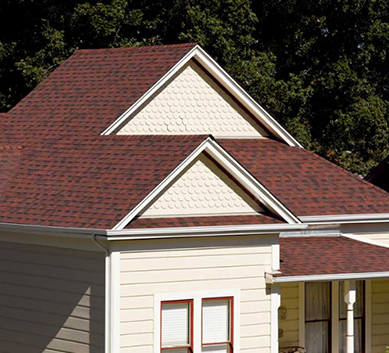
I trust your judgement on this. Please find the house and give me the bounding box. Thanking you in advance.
[365,155,389,192]
[0,43,388,353]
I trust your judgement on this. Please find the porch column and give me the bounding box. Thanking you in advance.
[344,280,356,353]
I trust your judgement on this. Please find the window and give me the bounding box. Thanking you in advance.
[202,298,233,353]
[161,300,193,352]
[339,281,365,353]
[305,282,331,353]
[303,281,367,353]
[156,290,239,353]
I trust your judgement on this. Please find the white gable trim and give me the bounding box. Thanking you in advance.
[101,45,302,148]
[112,138,301,230]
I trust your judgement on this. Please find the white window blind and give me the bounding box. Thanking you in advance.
[202,344,229,353]
[202,299,230,344]
[162,302,191,348]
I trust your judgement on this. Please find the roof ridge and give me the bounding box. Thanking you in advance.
[74,42,198,53]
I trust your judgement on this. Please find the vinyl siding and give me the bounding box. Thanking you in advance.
[0,241,105,353]
[371,279,389,353]
[279,283,299,347]
[118,235,276,353]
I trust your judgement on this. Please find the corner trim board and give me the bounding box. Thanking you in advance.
[109,251,120,352]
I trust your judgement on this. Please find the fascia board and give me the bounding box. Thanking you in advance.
[112,138,301,230]
[0,221,307,242]
[105,223,307,240]
[269,271,389,283]
[300,213,389,224]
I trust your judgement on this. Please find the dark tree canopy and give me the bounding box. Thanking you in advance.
[0,0,388,175]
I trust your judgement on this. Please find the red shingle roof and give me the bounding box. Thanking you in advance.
[5,43,197,141]
[220,139,389,216]
[126,214,285,229]
[0,44,387,229]
[0,135,206,228]
[278,236,389,277]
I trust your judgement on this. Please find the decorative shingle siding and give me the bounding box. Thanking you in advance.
[140,153,263,218]
[118,62,268,138]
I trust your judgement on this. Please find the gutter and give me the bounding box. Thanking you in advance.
[0,221,307,240]
[300,213,389,224]
[102,223,307,240]
[265,271,389,284]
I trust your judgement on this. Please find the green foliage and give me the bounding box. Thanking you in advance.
[0,0,388,175]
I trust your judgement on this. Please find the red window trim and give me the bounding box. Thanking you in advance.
[201,297,234,352]
[161,299,194,353]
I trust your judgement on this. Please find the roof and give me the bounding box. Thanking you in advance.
[5,43,197,141]
[365,154,389,192]
[0,135,206,228]
[126,214,285,229]
[277,236,389,277]
[220,139,389,216]
[0,44,387,229]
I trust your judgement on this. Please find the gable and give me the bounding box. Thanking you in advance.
[117,61,270,138]
[139,153,265,218]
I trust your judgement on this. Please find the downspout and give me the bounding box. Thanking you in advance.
[91,235,111,353]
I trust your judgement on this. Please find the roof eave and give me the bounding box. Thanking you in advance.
[300,213,389,225]
[0,221,307,241]
[104,223,307,240]
[266,271,389,284]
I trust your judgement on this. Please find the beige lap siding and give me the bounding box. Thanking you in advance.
[119,235,276,353]
[371,280,389,353]
[0,241,105,353]
[279,283,299,347]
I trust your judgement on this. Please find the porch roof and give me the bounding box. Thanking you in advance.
[275,236,389,281]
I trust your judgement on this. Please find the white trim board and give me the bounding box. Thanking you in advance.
[300,213,389,224]
[112,138,301,230]
[109,251,120,353]
[267,271,389,284]
[101,45,302,148]
[104,223,306,240]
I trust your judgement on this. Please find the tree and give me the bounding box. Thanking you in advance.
[0,0,388,175]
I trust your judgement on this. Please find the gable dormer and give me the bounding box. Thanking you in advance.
[103,45,301,147]
[116,60,270,138]
[139,153,263,218]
